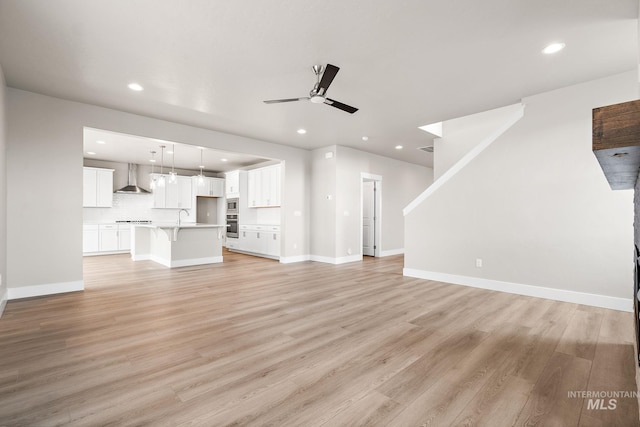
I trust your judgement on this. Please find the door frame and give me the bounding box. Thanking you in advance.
[360,173,382,258]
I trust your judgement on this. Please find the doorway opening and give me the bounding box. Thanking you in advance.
[361,173,382,257]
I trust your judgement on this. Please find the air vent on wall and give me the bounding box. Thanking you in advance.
[418,145,434,153]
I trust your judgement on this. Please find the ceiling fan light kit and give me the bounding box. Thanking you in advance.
[264,64,359,114]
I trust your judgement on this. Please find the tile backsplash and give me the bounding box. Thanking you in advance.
[83,193,193,223]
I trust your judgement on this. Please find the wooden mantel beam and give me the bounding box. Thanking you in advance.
[593,99,640,190]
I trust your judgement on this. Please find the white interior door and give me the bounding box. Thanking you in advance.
[362,181,375,256]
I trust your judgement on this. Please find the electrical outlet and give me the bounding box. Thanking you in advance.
[476,258,483,268]
[347,248,352,255]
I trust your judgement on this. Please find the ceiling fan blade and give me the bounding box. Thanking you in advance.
[317,64,339,96]
[263,97,308,104]
[324,98,358,114]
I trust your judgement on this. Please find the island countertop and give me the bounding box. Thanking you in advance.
[132,223,227,229]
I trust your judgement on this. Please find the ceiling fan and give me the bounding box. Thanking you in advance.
[263,64,358,114]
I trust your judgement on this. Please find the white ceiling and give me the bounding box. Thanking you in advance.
[0,1,637,168]
[84,128,269,173]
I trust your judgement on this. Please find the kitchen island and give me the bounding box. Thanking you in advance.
[131,223,226,268]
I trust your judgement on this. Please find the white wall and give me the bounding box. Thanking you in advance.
[0,63,7,314]
[311,144,432,262]
[434,104,525,179]
[6,88,310,294]
[405,71,638,311]
[310,146,337,259]
[336,146,432,257]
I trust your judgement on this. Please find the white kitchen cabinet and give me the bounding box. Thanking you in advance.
[225,170,239,197]
[179,176,193,208]
[225,237,240,250]
[152,174,192,209]
[83,167,114,207]
[83,225,99,253]
[193,176,224,197]
[241,229,261,253]
[247,169,258,207]
[248,164,281,208]
[265,227,281,257]
[236,224,280,259]
[99,224,119,251]
[264,165,281,207]
[84,223,132,255]
[118,225,131,251]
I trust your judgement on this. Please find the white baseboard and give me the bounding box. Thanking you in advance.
[227,249,280,261]
[403,268,633,312]
[83,250,130,257]
[381,248,404,257]
[132,253,151,261]
[8,280,84,300]
[311,254,363,265]
[279,255,311,264]
[171,256,223,268]
[150,255,223,268]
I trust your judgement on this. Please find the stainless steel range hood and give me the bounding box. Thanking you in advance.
[115,163,150,194]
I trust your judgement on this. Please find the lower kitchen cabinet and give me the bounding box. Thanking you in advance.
[235,224,280,259]
[118,225,131,251]
[83,225,99,253]
[225,237,240,250]
[99,224,119,251]
[84,224,132,255]
[265,231,280,257]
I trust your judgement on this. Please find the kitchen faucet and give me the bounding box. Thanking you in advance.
[178,209,189,226]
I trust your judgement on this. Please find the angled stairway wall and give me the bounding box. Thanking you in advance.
[403,71,638,311]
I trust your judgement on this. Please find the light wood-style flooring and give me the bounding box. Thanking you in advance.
[0,250,638,426]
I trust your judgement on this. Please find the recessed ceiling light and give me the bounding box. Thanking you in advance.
[297,129,307,134]
[221,158,228,162]
[542,42,565,54]
[149,159,156,163]
[87,151,96,155]
[166,150,173,154]
[96,140,106,145]
[199,165,205,169]
[395,145,403,150]
[362,136,369,141]
[128,83,144,91]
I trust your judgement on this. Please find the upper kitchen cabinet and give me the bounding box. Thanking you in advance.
[193,176,224,197]
[248,164,281,208]
[225,170,240,198]
[152,174,192,209]
[83,167,114,207]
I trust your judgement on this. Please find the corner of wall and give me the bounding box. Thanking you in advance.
[0,61,7,318]
[0,280,7,318]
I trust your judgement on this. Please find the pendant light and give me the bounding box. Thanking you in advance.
[158,145,166,187]
[149,150,157,190]
[169,143,177,183]
[198,148,205,184]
